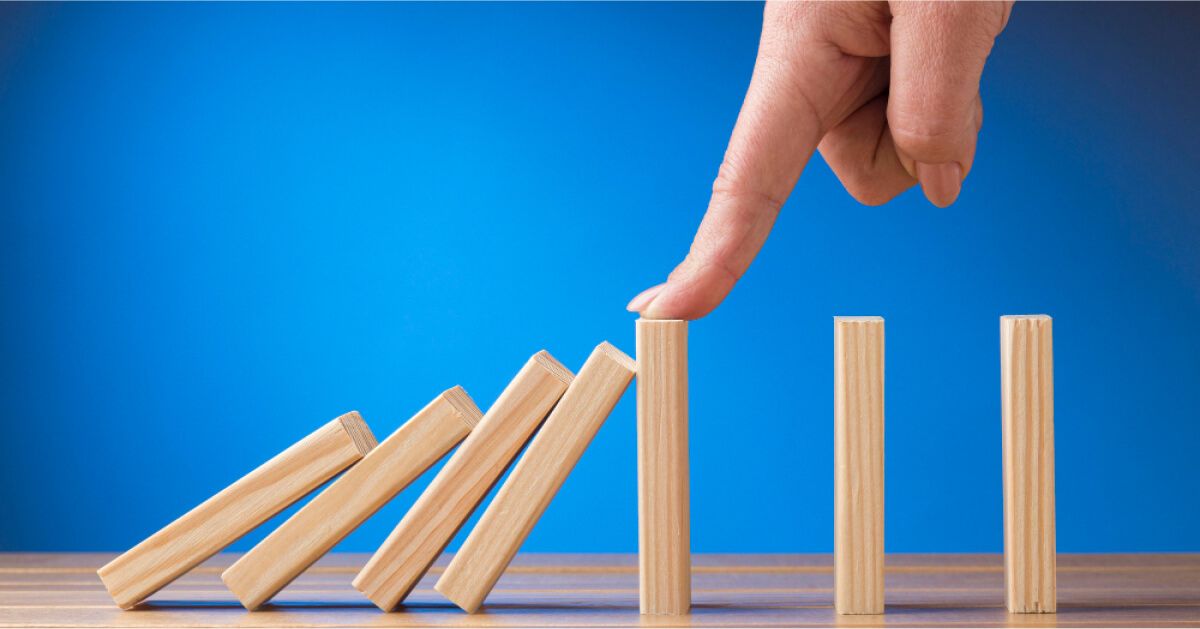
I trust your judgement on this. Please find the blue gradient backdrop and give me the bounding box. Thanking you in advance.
[1,3,1197,553]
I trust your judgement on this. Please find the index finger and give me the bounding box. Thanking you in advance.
[634,16,830,320]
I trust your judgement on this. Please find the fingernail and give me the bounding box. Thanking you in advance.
[641,285,675,319]
[626,283,666,313]
[916,162,963,208]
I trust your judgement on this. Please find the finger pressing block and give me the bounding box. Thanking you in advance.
[353,350,574,611]
[436,342,636,612]
[222,387,483,610]
[97,412,377,609]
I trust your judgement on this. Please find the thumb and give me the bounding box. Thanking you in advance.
[887,1,1012,207]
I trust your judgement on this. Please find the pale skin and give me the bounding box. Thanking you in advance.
[627,1,1014,320]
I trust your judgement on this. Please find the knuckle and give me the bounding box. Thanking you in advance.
[764,1,822,37]
[841,175,900,207]
[900,1,1009,37]
[821,145,910,207]
[710,161,787,215]
[855,190,897,207]
[889,111,972,160]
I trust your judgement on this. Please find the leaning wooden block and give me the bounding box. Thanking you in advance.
[221,387,482,610]
[636,319,690,615]
[833,316,885,615]
[97,412,376,609]
[1001,315,1057,613]
[353,350,573,611]
[436,342,635,612]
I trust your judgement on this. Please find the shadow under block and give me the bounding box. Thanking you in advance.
[96,412,377,609]
[833,316,885,615]
[221,388,483,610]
[636,319,690,615]
[436,342,636,613]
[352,351,574,611]
[1001,315,1057,613]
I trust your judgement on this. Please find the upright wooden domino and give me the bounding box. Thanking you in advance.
[353,350,573,611]
[833,316,885,615]
[435,342,636,612]
[636,319,690,615]
[1001,315,1056,613]
[97,412,376,609]
[221,387,482,610]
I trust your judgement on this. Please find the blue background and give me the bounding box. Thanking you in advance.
[1,3,1197,554]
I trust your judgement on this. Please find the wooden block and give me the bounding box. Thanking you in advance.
[1001,315,1057,613]
[221,387,482,610]
[352,350,573,611]
[636,319,690,615]
[97,412,376,609]
[833,316,885,615]
[435,342,636,612]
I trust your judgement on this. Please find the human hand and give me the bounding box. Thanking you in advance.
[627,1,1013,320]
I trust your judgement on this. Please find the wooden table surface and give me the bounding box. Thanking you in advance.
[1,553,1197,627]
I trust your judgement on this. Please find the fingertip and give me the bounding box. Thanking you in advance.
[626,283,666,313]
[916,162,963,208]
[640,280,718,321]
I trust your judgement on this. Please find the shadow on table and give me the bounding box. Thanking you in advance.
[128,599,810,626]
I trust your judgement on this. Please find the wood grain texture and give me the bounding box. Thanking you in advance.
[7,553,1200,627]
[1001,314,1057,613]
[436,342,636,613]
[353,351,574,611]
[833,316,885,615]
[636,319,690,615]
[222,387,482,610]
[96,413,376,609]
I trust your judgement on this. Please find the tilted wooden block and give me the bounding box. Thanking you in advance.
[221,387,482,610]
[636,319,690,615]
[436,342,636,612]
[833,316,885,615]
[1001,315,1057,613]
[352,350,574,611]
[97,412,376,609]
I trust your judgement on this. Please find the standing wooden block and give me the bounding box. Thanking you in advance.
[436,342,636,612]
[353,351,573,611]
[221,387,482,610]
[97,412,376,609]
[636,319,690,615]
[1001,315,1056,613]
[833,316,885,615]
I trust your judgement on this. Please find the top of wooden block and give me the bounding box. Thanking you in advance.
[441,385,484,430]
[337,411,378,455]
[636,318,687,326]
[1001,314,1052,321]
[534,350,575,385]
[834,316,884,323]
[596,341,636,372]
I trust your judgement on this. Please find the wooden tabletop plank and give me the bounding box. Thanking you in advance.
[0,553,1196,627]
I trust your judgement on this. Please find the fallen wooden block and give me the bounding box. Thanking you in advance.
[833,316,885,615]
[352,350,574,611]
[97,412,376,609]
[435,342,636,612]
[221,387,482,610]
[1001,314,1057,613]
[636,319,690,615]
